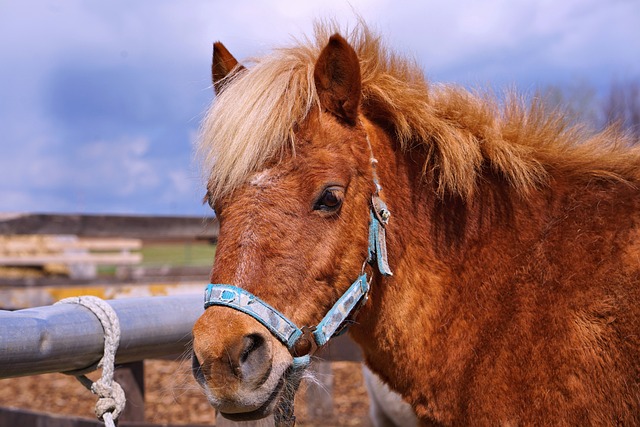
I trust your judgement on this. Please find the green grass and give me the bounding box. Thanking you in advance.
[140,242,216,267]
[96,242,216,275]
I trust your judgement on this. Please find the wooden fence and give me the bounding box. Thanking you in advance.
[0,235,142,279]
[0,213,219,240]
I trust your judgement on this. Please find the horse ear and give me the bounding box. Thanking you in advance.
[314,34,362,124]
[212,42,245,95]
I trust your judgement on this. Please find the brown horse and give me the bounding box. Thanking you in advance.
[192,22,640,426]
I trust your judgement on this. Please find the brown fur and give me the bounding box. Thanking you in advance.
[193,21,640,426]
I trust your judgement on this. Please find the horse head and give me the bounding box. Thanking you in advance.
[192,33,385,422]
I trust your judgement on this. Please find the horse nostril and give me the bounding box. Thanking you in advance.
[192,351,206,386]
[228,333,272,387]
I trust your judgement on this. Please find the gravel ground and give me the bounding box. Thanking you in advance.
[0,359,371,426]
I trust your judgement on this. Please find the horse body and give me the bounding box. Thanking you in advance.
[192,23,640,425]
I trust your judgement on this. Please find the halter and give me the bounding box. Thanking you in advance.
[202,130,392,425]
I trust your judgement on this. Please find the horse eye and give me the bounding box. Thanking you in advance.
[314,187,344,212]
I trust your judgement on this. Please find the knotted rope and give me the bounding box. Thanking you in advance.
[55,296,126,427]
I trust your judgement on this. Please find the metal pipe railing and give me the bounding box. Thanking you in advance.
[0,295,203,378]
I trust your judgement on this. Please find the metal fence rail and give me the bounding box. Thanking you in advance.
[0,295,203,378]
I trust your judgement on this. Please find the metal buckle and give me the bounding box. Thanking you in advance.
[291,326,318,357]
[371,196,391,226]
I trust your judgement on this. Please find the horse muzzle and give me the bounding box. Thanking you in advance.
[191,307,296,421]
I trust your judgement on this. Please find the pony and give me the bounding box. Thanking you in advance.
[192,22,640,426]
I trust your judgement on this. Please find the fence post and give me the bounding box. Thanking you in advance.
[114,361,145,422]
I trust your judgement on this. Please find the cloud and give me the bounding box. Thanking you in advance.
[0,1,214,214]
[0,0,638,215]
[77,137,156,196]
[375,0,640,87]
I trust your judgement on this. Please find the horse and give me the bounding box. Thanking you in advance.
[191,22,640,426]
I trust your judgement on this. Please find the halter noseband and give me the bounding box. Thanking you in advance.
[202,130,391,425]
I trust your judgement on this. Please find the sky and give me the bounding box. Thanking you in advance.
[0,0,638,216]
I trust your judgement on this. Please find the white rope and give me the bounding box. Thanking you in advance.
[55,296,126,427]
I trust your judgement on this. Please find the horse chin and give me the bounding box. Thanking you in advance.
[217,376,285,421]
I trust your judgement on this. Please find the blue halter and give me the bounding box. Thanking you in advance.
[203,197,391,425]
[203,195,392,359]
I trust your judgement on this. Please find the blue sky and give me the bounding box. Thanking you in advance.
[1,0,638,216]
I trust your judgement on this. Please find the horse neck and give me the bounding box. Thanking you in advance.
[352,119,542,387]
[352,120,450,370]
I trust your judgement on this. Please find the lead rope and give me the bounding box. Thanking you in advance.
[55,296,126,427]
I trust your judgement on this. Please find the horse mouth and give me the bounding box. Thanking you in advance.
[218,376,285,421]
[192,351,289,421]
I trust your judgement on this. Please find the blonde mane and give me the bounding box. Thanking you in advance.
[198,21,640,202]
